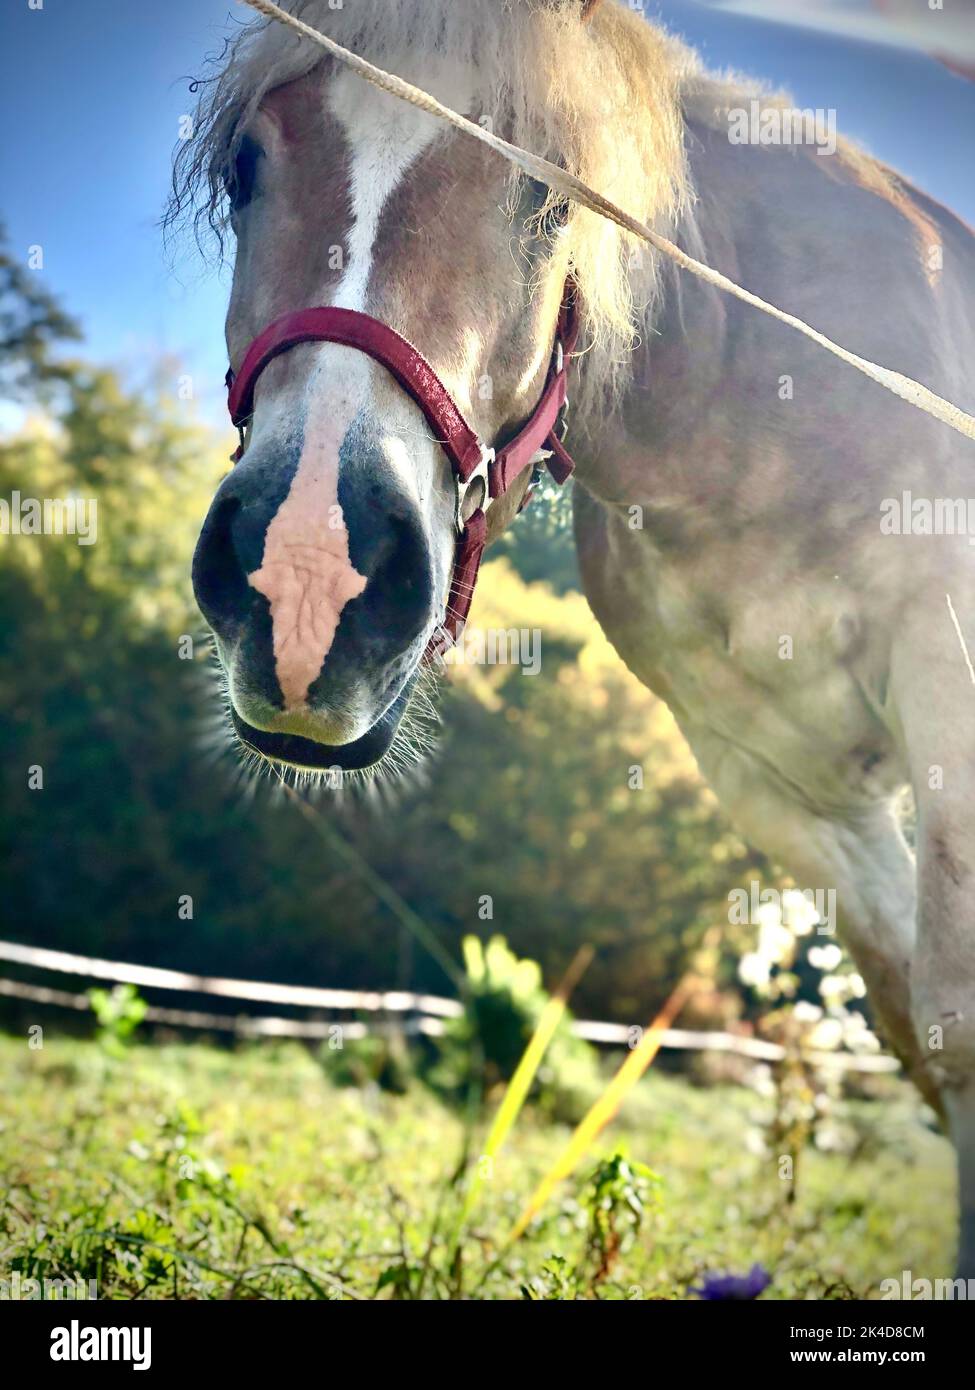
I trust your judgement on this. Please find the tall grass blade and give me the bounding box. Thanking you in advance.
[452,945,594,1244]
[508,971,699,1241]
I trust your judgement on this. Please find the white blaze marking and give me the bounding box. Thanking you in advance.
[248,385,367,711]
[328,73,447,312]
[249,68,473,711]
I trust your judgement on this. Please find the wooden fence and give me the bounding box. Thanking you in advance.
[0,938,899,1073]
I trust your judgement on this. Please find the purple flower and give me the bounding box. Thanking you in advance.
[691,1264,771,1300]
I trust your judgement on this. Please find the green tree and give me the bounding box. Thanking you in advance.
[0,220,81,402]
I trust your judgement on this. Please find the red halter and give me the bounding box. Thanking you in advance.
[225,284,579,659]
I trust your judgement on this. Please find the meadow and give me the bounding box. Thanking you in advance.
[0,1033,953,1301]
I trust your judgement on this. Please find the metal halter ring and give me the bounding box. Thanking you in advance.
[453,443,495,534]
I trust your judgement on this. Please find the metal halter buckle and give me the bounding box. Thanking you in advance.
[556,398,570,443]
[453,443,495,534]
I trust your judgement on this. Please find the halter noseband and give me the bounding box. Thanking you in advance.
[225,283,579,659]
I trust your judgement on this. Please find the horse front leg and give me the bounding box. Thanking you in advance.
[893,601,975,1278]
[907,795,975,1280]
[682,727,940,1114]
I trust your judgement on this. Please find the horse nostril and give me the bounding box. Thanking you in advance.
[192,495,252,637]
[356,509,433,644]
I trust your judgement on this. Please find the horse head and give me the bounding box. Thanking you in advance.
[186,0,682,773]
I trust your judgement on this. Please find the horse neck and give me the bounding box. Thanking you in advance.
[572,220,732,508]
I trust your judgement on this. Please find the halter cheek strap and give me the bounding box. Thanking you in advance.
[225,283,579,660]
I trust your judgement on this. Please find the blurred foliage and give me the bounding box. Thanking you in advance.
[493,473,580,595]
[318,1031,413,1095]
[427,935,601,1120]
[0,238,774,1024]
[88,983,148,1059]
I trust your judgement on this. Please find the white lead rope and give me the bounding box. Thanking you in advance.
[237,0,975,444]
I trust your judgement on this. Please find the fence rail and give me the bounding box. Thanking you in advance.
[0,939,899,1073]
[0,977,445,1040]
[0,939,462,1017]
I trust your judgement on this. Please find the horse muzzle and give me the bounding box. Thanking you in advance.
[193,431,437,769]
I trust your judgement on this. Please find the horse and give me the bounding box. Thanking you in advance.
[173,0,975,1279]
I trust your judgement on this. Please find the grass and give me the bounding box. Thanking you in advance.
[0,1033,956,1300]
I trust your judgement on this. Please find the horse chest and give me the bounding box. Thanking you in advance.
[575,499,903,809]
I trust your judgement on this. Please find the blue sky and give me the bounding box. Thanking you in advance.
[2,0,973,429]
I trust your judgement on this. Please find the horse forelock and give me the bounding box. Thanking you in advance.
[168,0,694,419]
[169,0,955,426]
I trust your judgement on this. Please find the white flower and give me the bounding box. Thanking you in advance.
[739,952,771,988]
[746,1064,776,1098]
[758,918,794,965]
[782,889,821,936]
[793,1001,823,1024]
[842,1012,881,1053]
[808,944,843,972]
[818,973,851,1003]
[808,1018,844,1052]
[744,1128,769,1157]
[755,898,783,929]
[814,1122,856,1154]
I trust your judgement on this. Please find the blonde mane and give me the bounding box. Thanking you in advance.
[170,0,695,414]
[170,0,946,420]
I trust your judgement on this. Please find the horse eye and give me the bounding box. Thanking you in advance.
[527,179,570,237]
[542,197,571,236]
[226,135,263,212]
